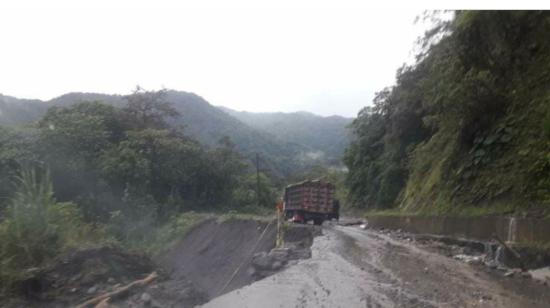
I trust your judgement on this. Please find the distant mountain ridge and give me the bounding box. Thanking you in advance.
[0,91,352,177]
[219,107,353,163]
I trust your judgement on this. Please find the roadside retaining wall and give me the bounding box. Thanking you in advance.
[366,215,550,245]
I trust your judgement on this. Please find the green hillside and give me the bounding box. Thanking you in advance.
[0,91,328,178]
[345,11,550,216]
[220,107,352,164]
[0,95,47,125]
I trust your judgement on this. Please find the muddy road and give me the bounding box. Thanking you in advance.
[203,225,550,308]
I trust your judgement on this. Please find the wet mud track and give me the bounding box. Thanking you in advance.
[203,225,550,308]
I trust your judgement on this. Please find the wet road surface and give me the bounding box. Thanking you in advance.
[202,225,550,308]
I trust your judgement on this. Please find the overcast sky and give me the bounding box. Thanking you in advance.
[0,2,434,117]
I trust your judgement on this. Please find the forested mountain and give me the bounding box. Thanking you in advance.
[161,91,312,178]
[0,90,338,178]
[0,95,47,125]
[220,107,352,164]
[345,11,550,216]
[0,89,287,286]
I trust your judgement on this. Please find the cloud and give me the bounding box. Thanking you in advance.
[0,4,426,117]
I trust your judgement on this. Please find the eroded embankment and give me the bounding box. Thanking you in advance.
[1,218,319,308]
[157,218,319,302]
[0,245,210,308]
[157,218,277,299]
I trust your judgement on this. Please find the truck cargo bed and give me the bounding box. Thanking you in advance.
[283,179,337,224]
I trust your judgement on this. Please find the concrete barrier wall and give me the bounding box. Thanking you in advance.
[366,215,550,245]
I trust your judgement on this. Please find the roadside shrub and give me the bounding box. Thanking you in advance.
[0,169,104,292]
[230,173,277,209]
[543,108,550,139]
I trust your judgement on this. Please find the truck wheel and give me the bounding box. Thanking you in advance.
[313,218,323,226]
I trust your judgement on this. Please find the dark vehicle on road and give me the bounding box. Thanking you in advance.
[283,179,339,225]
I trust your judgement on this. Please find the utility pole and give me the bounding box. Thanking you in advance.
[256,153,261,207]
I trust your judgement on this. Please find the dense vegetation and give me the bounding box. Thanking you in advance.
[0,89,281,290]
[0,169,106,288]
[0,91,349,180]
[345,11,550,215]
[0,86,352,293]
[1,89,280,216]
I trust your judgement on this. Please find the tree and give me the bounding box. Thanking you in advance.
[0,127,38,208]
[37,102,125,203]
[0,168,97,290]
[121,87,180,130]
[39,101,124,159]
[99,129,206,216]
[197,136,248,206]
[232,172,277,208]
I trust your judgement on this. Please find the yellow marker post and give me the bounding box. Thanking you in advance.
[276,201,284,248]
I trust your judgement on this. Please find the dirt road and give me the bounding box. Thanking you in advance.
[202,225,550,308]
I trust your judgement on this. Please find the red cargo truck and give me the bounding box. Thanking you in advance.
[283,179,339,225]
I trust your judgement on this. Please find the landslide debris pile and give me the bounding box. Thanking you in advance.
[381,228,550,286]
[2,246,206,308]
[12,246,152,304]
[250,224,321,279]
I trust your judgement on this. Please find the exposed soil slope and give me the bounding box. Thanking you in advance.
[157,218,277,299]
[1,218,319,307]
